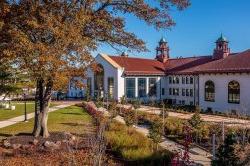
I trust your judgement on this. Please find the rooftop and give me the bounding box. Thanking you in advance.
[107,49,250,75]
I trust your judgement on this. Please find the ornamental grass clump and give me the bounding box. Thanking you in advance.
[105,121,153,160]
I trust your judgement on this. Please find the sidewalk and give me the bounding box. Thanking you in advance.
[0,102,77,129]
[138,105,250,128]
[114,115,212,166]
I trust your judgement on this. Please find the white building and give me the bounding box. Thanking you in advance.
[68,35,250,115]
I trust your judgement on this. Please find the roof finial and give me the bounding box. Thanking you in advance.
[217,33,228,42]
[159,36,166,43]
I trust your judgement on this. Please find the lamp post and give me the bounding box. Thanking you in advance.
[23,93,28,122]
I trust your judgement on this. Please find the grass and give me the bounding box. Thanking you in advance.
[0,106,95,140]
[0,101,59,121]
[0,102,35,121]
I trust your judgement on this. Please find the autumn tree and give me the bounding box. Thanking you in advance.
[0,0,190,138]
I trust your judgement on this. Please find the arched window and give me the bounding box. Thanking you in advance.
[228,81,240,104]
[205,81,215,102]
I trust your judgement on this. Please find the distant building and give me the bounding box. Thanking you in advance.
[68,35,250,115]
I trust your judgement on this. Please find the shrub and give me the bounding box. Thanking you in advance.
[188,111,203,129]
[164,117,186,136]
[84,87,91,102]
[123,109,136,128]
[108,101,118,118]
[149,117,164,151]
[120,95,126,105]
[96,95,103,108]
[212,133,239,166]
[192,122,210,142]
[132,99,141,109]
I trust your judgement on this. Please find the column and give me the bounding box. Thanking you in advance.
[135,77,138,98]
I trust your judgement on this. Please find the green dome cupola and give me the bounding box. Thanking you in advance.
[216,33,228,43]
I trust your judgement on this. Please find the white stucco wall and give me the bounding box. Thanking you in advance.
[199,73,250,115]
[68,54,123,100]
[117,69,125,100]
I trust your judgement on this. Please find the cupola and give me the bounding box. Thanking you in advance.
[213,34,230,59]
[156,37,170,62]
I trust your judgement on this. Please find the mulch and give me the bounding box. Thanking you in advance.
[0,132,122,166]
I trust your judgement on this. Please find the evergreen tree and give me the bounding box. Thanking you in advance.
[0,65,21,97]
[188,111,203,129]
[212,133,239,166]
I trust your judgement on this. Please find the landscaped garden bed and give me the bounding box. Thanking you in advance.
[82,101,174,165]
[0,105,120,165]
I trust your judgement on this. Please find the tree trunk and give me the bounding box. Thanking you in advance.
[33,78,53,138]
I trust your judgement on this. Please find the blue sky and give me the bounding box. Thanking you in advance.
[95,0,250,59]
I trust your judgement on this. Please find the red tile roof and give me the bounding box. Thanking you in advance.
[109,56,165,76]
[164,56,213,74]
[195,50,250,74]
[108,49,250,75]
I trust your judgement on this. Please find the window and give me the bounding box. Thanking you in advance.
[186,77,189,84]
[190,101,194,106]
[126,78,135,98]
[205,81,215,102]
[108,77,114,98]
[228,81,240,104]
[138,78,146,98]
[173,76,179,84]
[169,88,172,95]
[173,99,176,104]
[182,77,185,84]
[190,77,194,84]
[162,88,165,95]
[149,78,157,97]
[190,89,193,97]
[182,100,185,105]
[186,89,189,96]
[176,77,179,84]
[169,77,172,84]
[182,89,185,96]
[173,88,179,96]
[87,77,92,95]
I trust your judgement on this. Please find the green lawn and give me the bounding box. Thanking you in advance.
[0,106,95,140]
[0,102,59,121]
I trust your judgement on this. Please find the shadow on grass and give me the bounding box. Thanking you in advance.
[60,122,85,127]
[60,112,82,115]
[0,133,12,137]
[16,132,33,136]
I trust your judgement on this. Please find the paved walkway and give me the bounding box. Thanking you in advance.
[137,105,250,128]
[0,101,79,129]
[114,115,212,166]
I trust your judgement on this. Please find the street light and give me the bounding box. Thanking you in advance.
[23,92,28,122]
